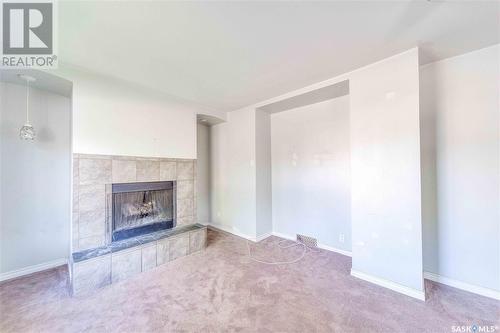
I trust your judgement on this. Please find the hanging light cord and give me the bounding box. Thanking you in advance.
[25,80,30,124]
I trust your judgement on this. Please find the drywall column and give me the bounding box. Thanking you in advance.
[255,109,272,238]
[210,108,257,238]
[197,123,211,225]
[349,48,424,299]
[210,108,272,240]
[420,45,500,296]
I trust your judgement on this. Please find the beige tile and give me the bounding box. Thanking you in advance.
[78,235,105,250]
[160,161,176,181]
[177,180,194,200]
[78,154,112,160]
[72,210,79,246]
[113,155,141,161]
[78,182,105,239]
[72,234,79,249]
[73,185,79,205]
[112,248,142,283]
[189,228,207,253]
[79,158,112,185]
[142,244,157,272]
[79,184,106,213]
[72,236,80,252]
[169,234,189,260]
[73,157,79,179]
[105,192,112,218]
[72,184,79,210]
[193,179,198,197]
[177,198,194,218]
[72,255,111,295]
[176,216,194,227]
[176,161,194,180]
[136,160,160,182]
[112,160,136,183]
[79,210,105,238]
[156,239,170,266]
[135,157,160,161]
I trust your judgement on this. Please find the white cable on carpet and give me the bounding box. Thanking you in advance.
[247,238,317,265]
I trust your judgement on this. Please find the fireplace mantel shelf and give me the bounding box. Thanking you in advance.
[72,223,205,263]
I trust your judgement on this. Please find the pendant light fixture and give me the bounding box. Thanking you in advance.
[18,74,36,140]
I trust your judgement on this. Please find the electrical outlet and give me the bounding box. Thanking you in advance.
[339,233,345,243]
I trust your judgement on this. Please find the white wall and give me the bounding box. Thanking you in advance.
[255,109,272,237]
[54,66,213,159]
[349,49,424,296]
[0,83,71,274]
[211,51,425,300]
[271,96,351,251]
[420,45,500,292]
[210,108,272,240]
[203,46,499,299]
[210,108,257,237]
[197,123,211,225]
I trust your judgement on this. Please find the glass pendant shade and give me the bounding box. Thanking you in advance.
[20,124,36,140]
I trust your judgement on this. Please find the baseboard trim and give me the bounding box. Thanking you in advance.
[271,231,296,241]
[208,223,258,242]
[317,243,352,257]
[351,269,426,301]
[0,258,68,283]
[424,272,500,300]
[272,231,352,257]
[255,232,272,242]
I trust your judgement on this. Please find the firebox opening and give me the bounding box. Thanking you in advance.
[111,181,175,242]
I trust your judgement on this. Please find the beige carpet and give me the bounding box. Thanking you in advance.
[1,229,498,332]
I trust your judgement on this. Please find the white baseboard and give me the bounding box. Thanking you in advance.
[424,272,500,300]
[317,243,352,257]
[208,223,272,243]
[0,258,68,283]
[255,232,272,242]
[351,269,426,301]
[272,231,352,257]
[208,223,257,242]
[271,231,297,241]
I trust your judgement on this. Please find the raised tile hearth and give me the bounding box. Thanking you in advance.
[71,224,207,295]
[71,153,202,295]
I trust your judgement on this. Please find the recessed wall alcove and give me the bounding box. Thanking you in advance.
[256,79,352,254]
[0,69,73,275]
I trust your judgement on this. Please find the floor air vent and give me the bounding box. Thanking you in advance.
[296,234,317,248]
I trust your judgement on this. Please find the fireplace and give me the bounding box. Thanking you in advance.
[108,181,176,242]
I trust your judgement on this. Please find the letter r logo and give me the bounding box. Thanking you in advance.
[2,3,53,54]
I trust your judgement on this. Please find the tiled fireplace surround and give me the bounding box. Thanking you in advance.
[71,154,206,294]
[73,154,198,250]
